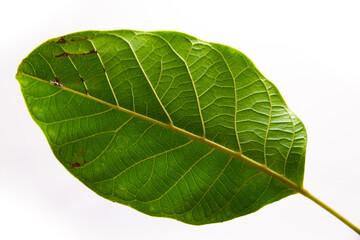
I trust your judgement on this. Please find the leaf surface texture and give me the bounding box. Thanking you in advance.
[16,30,307,224]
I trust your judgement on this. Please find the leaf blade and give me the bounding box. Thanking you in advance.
[16,30,307,224]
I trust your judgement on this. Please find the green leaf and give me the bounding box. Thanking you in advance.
[16,30,307,225]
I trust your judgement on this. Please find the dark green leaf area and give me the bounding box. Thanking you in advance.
[16,30,307,225]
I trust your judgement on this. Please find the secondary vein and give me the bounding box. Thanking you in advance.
[89,40,120,106]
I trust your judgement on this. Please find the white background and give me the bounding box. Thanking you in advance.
[1,0,360,239]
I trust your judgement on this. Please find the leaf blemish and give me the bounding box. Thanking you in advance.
[55,50,98,58]
[55,52,69,57]
[71,163,81,169]
[70,160,86,169]
[56,37,67,43]
[49,77,63,87]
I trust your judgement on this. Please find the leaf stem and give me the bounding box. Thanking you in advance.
[299,188,360,235]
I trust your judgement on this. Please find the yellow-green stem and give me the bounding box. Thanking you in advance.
[299,188,360,235]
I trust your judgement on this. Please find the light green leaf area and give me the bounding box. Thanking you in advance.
[16,30,307,225]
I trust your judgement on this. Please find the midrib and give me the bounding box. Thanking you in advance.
[17,72,303,194]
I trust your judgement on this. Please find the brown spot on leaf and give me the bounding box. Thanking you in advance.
[70,149,87,169]
[70,160,87,169]
[55,50,98,58]
[49,78,64,87]
[55,52,69,58]
[71,163,81,169]
[56,37,67,43]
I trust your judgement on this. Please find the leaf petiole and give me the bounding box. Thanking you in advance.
[299,188,360,235]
